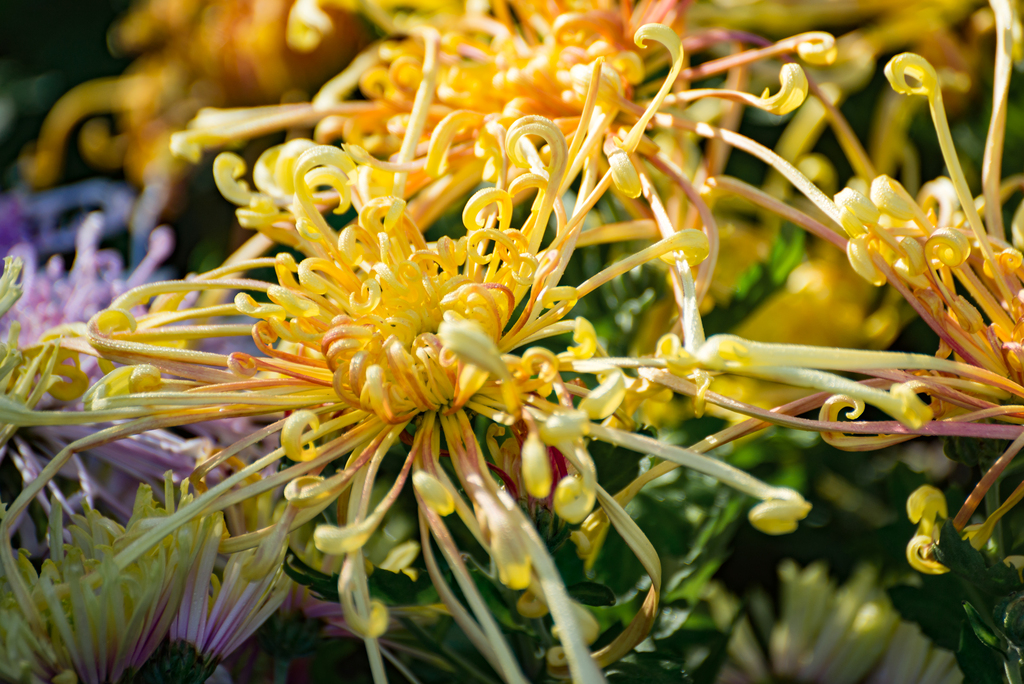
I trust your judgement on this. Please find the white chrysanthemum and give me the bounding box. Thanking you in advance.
[709,560,961,684]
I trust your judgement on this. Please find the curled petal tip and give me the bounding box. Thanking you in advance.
[748,497,811,535]
[578,369,626,420]
[539,410,591,444]
[608,147,642,198]
[759,63,809,115]
[885,53,939,98]
[906,534,949,575]
[906,485,947,523]
[796,33,837,66]
[889,383,932,429]
[522,434,554,499]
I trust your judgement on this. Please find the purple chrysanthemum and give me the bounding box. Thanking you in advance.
[1,211,173,352]
[0,179,134,258]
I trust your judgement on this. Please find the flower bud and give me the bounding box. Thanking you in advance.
[522,433,554,499]
[554,476,595,524]
[608,147,642,198]
[516,586,549,618]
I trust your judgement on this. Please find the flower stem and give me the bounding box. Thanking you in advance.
[274,658,291,684]
[1005,649,1023,684]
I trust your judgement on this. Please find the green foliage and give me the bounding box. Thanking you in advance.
[567,581,617,607]
[944,436,1011,469]
[957,622,1005,684]
[256,611,322,667]
[604,652,692,684]
[282,550,438,606]
[282,551,341,603]
[934,521,1023,596]
[701,222,805,333]
[127,641,219,684]
[889,576,966,651]
[963,601,1004,655]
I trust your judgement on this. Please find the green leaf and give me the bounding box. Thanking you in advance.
[943,436,1011,469]
[700,222,805,333]
[397,617,502,684]
[889,578,965,651]
[368,565,439,606]
[688,623,732,684]
[767,223,806,284]
[566,581,617,607]
[126,641,219,684]
[283,550,437,608]
[464,562,526,634]
[957,622,1005,684]
[963,601,1005,654]
[994,591,1024,650]
[604,652,692,684]
[283,551,340,603]
[933,521,1023,594]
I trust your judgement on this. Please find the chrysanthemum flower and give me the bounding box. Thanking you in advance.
[2,212,173,355]
[685,7,1024,573]
[0,21,835,680]
[0,482,210,684]
[706,560,962,684]
[0,212,213,549]
[21,0,368,192]
[170,0,837,237]
[0,179,134,258]
[145,517,289,683]
[168,0,987,450]
[13,3,1008,679]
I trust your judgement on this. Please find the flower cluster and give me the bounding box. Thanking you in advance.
[7,0,1024,681]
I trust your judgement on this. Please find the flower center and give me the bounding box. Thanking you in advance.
[235,198,521,423]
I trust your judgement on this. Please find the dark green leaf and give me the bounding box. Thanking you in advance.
[944,436,1011,469]
[934,521,1023,594]
[127,641,219,684]
[963,601,1005,654]
[397,617,501,684]
[889,578,964,650]
[994,591,1024,650]
[689,623,732,684]
[283,551,340,603]
[368,565,438,606]
[957,622,1005,684]
[256,611,321,661]
[567,581,617,607]
[604,652,692,684]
